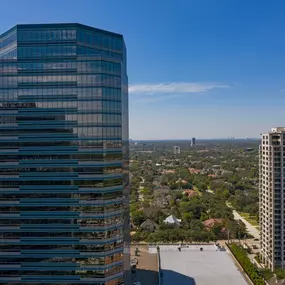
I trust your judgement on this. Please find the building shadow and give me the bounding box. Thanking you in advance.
[133,268,196,285]
[161,269,196,285]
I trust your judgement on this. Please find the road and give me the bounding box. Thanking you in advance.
[232,210,260,239]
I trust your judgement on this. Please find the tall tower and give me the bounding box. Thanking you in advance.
[173,146,181,154]
[260,127,284,270]
[0,24,130,285]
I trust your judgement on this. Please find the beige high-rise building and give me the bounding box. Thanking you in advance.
[173,145,181,154]
[260,127,285,270]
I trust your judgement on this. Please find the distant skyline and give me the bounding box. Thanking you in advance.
[1,0,285,139]
[130,138,260,141]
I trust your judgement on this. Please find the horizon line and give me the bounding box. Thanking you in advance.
[129,138,260,141]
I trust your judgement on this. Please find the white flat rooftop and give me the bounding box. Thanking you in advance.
[155,245,248,285]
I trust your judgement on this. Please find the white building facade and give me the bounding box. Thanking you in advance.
[260,127,285,270]
[173,146,181,154]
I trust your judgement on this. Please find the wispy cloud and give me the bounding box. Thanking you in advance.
[135,93,186,103]
[129,82,229,96]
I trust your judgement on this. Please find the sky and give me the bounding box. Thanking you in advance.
[1,0,285,139]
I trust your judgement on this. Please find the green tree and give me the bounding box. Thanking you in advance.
[131,210,146,227]
[210,223,224,240]
[182,212,193,224]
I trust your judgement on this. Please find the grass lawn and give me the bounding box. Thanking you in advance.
[226,202,259,229]
[239,212,259,227]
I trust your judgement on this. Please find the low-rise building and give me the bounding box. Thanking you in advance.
[183,189,198,198]
[162,169,176,174]
[164,215,181,226]
[140,219,159,232]
[203,218,224,230]
[188,168,201,174]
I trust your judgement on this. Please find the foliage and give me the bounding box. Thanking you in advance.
[131,210,146,227]
[229,244,265,285]
[259,268,273,281]
[131,230,150,242]
[225,219,247,239]
[274,268,285,280]
[146,227,211,243]
[130,140,259,243]
[229,189,259,216]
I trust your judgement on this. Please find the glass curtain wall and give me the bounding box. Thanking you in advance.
[0,23,129,285]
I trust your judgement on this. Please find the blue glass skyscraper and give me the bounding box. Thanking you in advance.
[0,23,130,285]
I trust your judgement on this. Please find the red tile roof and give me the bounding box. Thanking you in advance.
[183,189,198,198]
[203,218,224,228]
[163,170,176,174]
[188,168,201,174]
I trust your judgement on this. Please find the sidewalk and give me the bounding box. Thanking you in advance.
[232,210,260,239]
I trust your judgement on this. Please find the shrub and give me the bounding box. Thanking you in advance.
[274,268,285,280]
[229,243,265,285]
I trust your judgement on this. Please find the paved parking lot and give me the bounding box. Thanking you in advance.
[158,245,248,285]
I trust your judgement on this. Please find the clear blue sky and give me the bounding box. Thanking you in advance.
[1,0,285,139]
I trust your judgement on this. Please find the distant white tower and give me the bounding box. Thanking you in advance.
[173,146,181,154]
